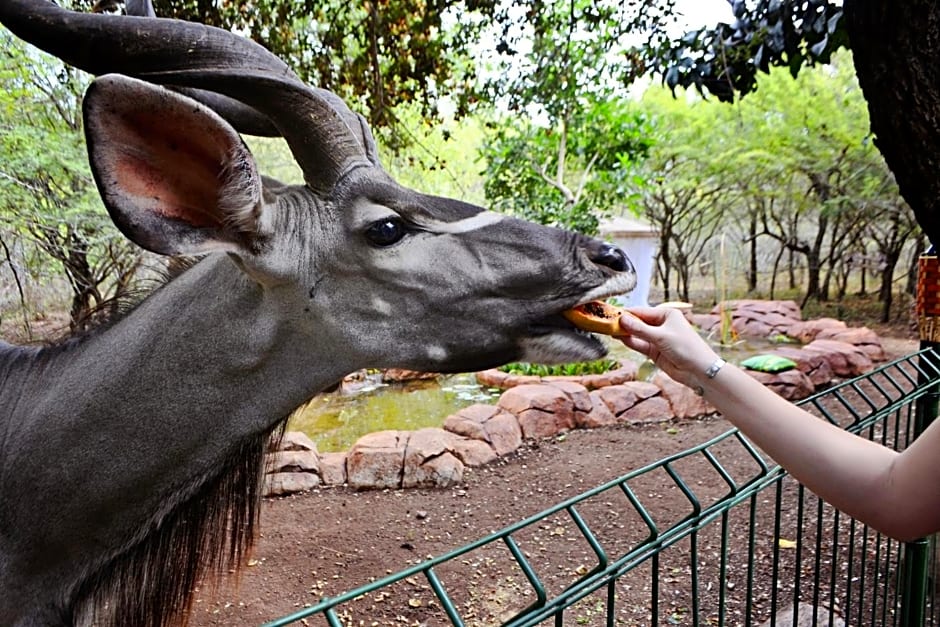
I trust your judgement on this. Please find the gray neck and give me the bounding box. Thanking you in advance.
[0,255,356,586]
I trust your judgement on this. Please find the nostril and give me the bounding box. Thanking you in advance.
[593,244,632,273]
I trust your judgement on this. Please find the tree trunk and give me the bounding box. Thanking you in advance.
[906,234,925,295]
[878,250,900,323]
[802,250,822,308]
[657,236,673,302]
[748,214,757,293]
[788,247,796,290]
[845,0,940,248]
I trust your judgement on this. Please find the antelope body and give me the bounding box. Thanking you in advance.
[0,2,636,625]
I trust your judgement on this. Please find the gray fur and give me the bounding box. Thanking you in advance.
[0,3,637,625]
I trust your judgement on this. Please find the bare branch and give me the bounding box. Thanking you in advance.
[0,232,32,338]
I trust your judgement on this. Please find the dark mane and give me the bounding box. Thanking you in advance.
[74,420,287,627]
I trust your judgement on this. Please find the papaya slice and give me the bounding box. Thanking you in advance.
[562,300,631,336]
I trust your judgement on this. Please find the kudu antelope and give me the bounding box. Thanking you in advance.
[0,1,636,625]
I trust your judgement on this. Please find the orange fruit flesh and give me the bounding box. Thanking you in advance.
[562,301,628,336]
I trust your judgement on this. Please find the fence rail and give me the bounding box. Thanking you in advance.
[265,348,940,626]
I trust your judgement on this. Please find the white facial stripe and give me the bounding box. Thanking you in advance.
[416,211,505,234]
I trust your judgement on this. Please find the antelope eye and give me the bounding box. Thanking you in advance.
[365,217,407,247]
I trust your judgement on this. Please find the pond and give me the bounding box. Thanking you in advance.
[289,372,502,453]
[289,336,791,452]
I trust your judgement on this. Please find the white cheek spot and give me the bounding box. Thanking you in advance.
[427,345,448,361]
[371,297,392,315]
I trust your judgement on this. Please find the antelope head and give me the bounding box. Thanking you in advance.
[0,0,637,376]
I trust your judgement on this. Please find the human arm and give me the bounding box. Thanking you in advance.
[617,306,940,541]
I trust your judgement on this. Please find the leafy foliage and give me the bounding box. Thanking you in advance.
[0,30,142,330]
[637,50,919,312]
[652,0,847,102]
[499,358,621,377]
[130,0,681,149]
[480,0,676,119]
[481,98,651,234]
[139,0,498,147]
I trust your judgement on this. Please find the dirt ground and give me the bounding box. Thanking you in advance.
[187,328,921,627]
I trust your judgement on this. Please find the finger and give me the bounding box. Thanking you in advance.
[620,334,652,357]
[623,306,667,324]
[618,311,664,340]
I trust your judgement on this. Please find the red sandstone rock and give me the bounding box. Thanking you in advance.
[802,339,874,378]
[346,430,407,489]
[591,385,639,416]
[267,449,319,474]
[604,365,640,386]
[589,381,660,419]
[746,369,815,401]
[443,404,522,456]
[768,346,834,389]
[497,384,576,439]
[498,384,569,414]
[786,318,847,343]
[515,410,574,440]
[631,381,662,400]
[451,438,498,467]
[689,313,721,333]
[485,412,524,455]
[402,428,464,488]
[544,381,593,412]
[621,396,673,423]
[318,452,347,486]
[716,299,802,320]
[580,393,619,428]
[815,327,885,361]
[443,403,498,441]
[475,369,510,388]
[382,368,438,382]
[734,318,773,338]
[264,471,320,496]
[762,311,805,330]
[279,431,319,452]
[652,371,713,419]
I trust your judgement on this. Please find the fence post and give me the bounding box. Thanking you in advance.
[900,246,939,626]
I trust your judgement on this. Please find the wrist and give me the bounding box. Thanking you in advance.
[693,357,727,396]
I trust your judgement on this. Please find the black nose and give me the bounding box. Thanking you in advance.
[591,244,632,272]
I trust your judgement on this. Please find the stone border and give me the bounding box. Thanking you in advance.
[265,301,888,496]
[475,360,638,390]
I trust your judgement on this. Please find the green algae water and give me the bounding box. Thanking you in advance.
[289,373,499,452]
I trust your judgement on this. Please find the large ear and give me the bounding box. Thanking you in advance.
[83,74,265,256]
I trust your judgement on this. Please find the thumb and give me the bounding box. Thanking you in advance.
[618,307,664,339]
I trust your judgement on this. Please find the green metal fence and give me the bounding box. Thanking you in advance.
[265,348,940,626]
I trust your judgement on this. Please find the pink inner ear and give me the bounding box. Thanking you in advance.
[108,110,233,229]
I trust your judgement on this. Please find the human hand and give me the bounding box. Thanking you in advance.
[616,307,721,389]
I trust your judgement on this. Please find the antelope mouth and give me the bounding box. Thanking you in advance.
[520,311,609,365]
[520,288,633,364]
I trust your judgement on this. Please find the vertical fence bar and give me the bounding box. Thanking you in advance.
[900,538,930,626]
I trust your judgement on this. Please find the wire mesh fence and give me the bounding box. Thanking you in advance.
[264,348,940,627]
